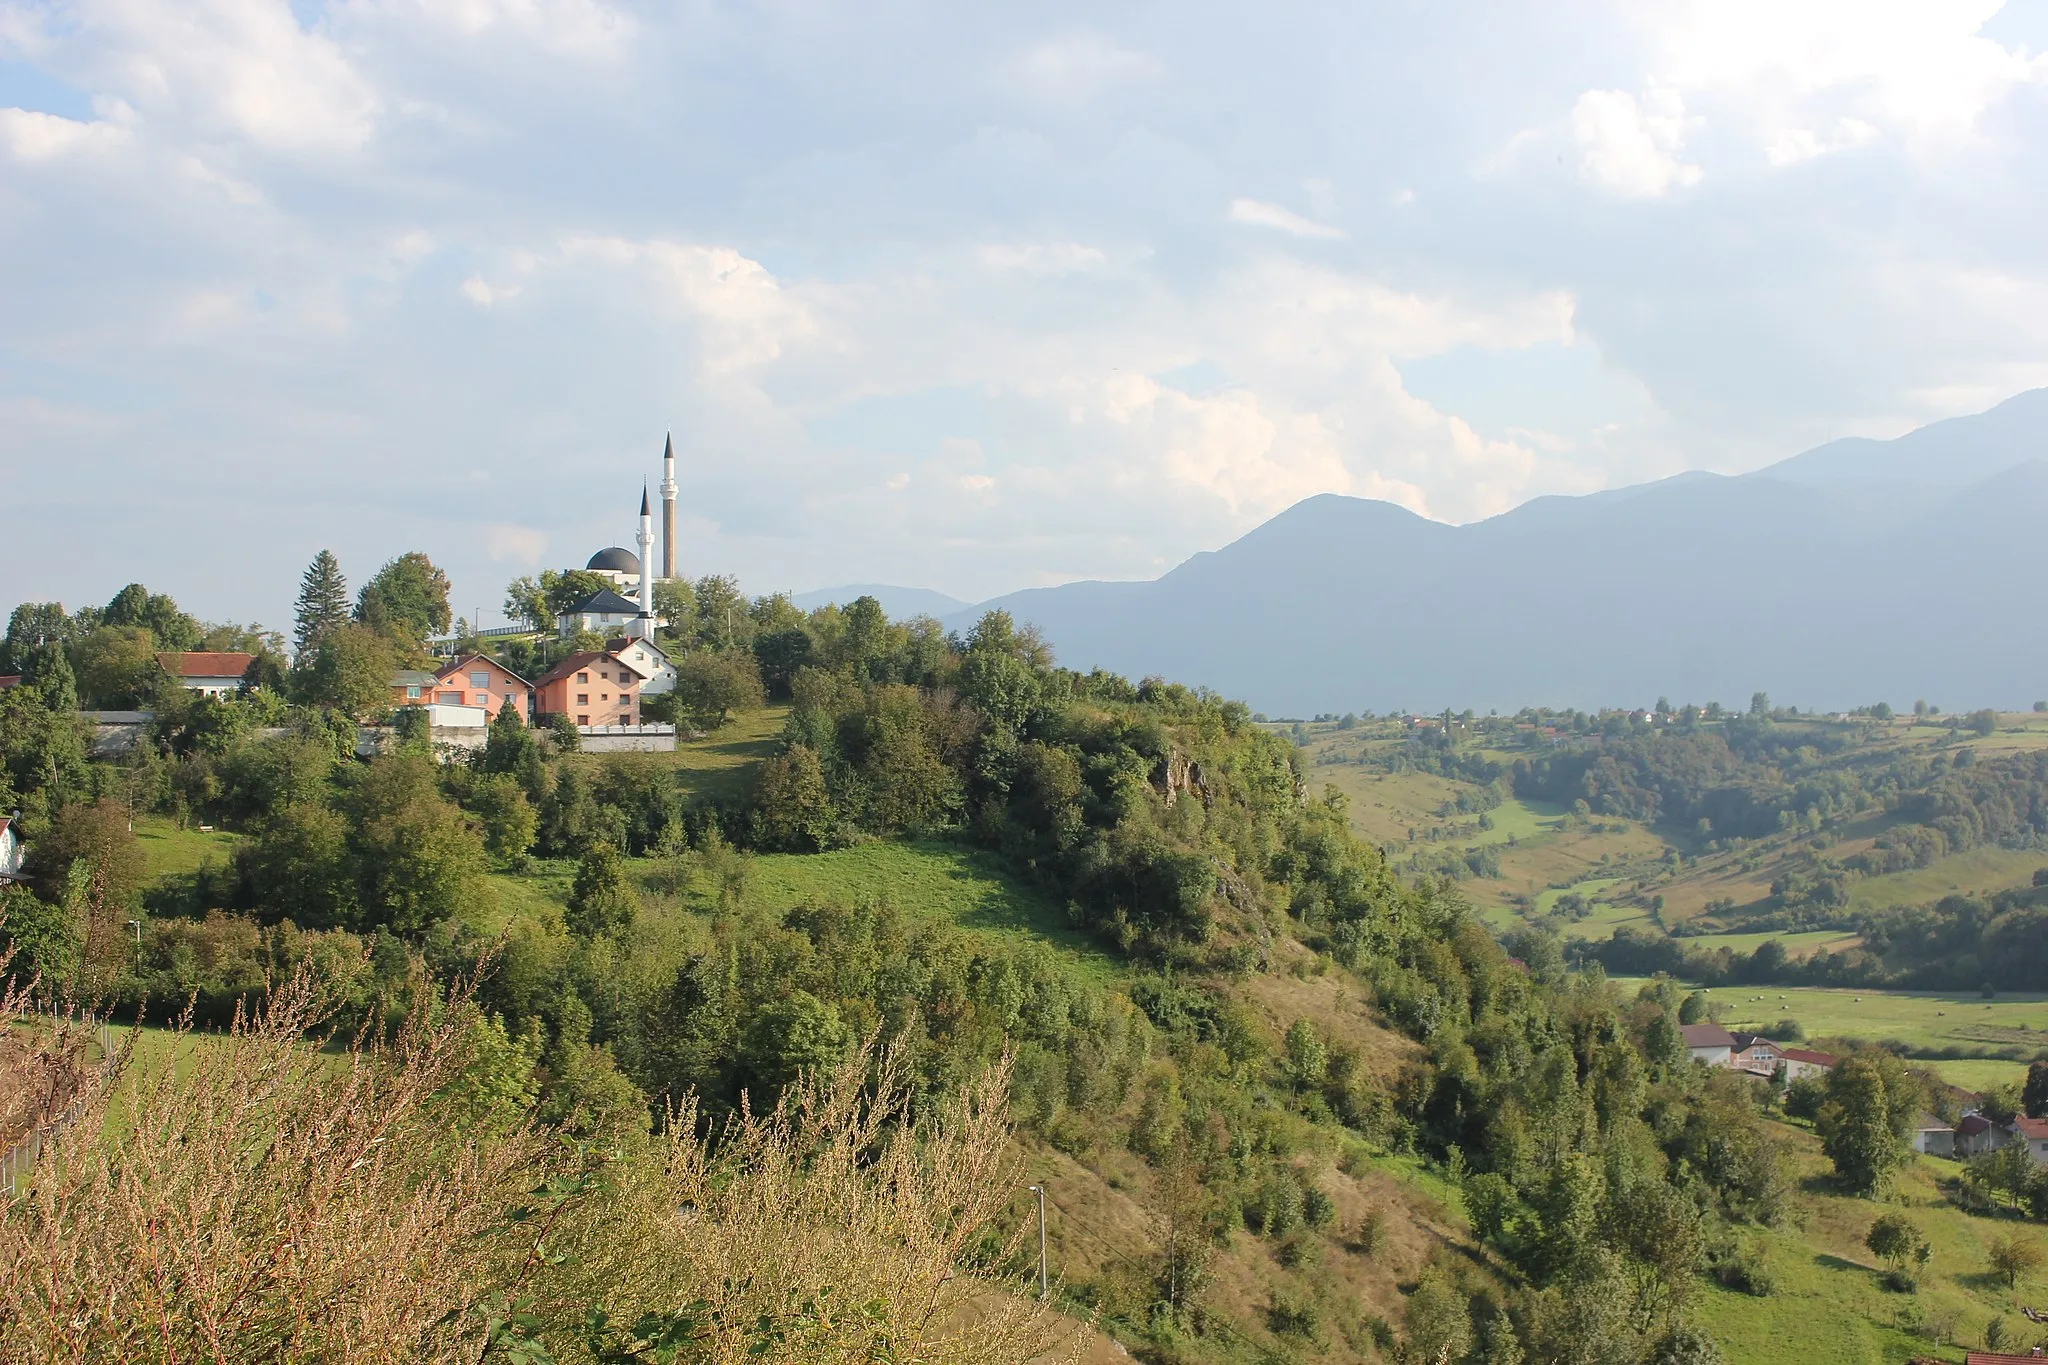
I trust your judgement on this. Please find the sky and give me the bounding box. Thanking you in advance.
[5,0,2048,633]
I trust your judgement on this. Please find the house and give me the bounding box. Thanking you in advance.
[533,650,644,729]
[604,636,676,697]
[0,816,22,884]
[1777,1047,1837,1081]
[2009,1115,2048,1165]
[432,654,534,721]
[1680,1023,1736,1067]
[1729,1033,1785,1076]
[1957,1112,2007,1157]
[390,670,440,706]
[156,652,254,697]
[1911,1113,1956,1157]
[558,587,645,639]
[0,675,20,692]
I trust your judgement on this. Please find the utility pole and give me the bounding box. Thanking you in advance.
[1027,1184,1047,1300]
[125,919,142,972]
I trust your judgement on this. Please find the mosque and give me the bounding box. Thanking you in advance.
[559,433,681,640]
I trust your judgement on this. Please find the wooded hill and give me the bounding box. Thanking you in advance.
[6,586,2048,1363]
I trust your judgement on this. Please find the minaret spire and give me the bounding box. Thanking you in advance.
[634,483,655,637]
[659,431,678,581]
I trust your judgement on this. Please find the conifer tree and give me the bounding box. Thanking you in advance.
[293,551,350,659]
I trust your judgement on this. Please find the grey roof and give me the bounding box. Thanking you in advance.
[567,587,643,616]
[1680,1023,1737,1049]
[586,546,641,574]
[391,671,439,687]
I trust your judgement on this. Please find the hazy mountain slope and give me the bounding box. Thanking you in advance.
[790,583,970,618]
[1760,386,2048,486]
[950,431,2048,715]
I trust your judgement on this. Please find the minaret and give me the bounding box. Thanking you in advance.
[635,486,655,638]
[659,431,678,581]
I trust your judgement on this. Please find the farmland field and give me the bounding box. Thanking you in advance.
[1623,981,2048,1089]
[134,816,240,880]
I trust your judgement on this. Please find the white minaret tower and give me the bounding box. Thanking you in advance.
[634,485,655,638]
[659,431,678,581]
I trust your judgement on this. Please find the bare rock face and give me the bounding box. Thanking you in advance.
[1159,750,1210,807]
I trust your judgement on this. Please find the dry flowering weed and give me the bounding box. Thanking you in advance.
[552,1041,1089,1365]
[0,956,550,1364]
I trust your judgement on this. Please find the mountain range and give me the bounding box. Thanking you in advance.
[801,389,2048,715]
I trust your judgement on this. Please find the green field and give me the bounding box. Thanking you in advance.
[134,817,240,880]
[562,704,788,803]
[740,841,1115,975]
[1692,1131,2048,1365]
[1667,983,2048,1090]
[1678,929,1863,959]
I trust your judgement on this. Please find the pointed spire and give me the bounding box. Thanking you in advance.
[640,484,650,516]
[663,431,673,462]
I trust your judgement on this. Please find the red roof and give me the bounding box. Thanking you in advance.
[2012,1116,2048,1141]
[1779,1048,1836,1067]
[435,653,532,688]
[532,650,637,689]
[0,675,20,690]
[157,651,254,679]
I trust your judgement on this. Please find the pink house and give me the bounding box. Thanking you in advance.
[433,654,534,721]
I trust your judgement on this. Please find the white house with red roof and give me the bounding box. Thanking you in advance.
[157,651,254,698]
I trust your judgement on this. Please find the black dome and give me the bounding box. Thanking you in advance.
[586,547,641,574]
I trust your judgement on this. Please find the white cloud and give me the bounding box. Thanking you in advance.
[484,523,549,564]
[1570,88,1701,197]
[0,108,126,161]
[338,0,634,62]
[1226,197,1347,239]
[976,241,1109,274]
[1012,30,1160,101]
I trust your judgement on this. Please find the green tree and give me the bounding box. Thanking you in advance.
[345,756,491,934]
[543,568,616,621]
[1678,990,1708,1024]
[73,626,161,708]
[25,799,147,910]
[2023,1059,2048,1119]
[470,774,538,867]
[566,842,636,938]
[1403,1268,1473,1365]
[739,990,849,1099]
[673,651,765,730]
[748,744,834,852]
[1989,1233,2043,1290]
[354,552,452,654]
[301,624,394,718]
[292,551,351,657]
[1649,1323,1726,1365]
[239,802,354,929]
[101,583,199,651]
[476,703,546,798]
[752,627,815,700]
[1283,1018,1327,1088]
[26,638,78,713]
[1865,1212,1926,1273]
[501,575,553,633]
[1816,1053,1919,1196]
[1749,691,1771,717]
[1,602,79,678]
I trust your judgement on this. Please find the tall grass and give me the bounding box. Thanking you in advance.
[0,934,1080,1364]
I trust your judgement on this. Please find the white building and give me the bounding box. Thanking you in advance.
[605,635,676,696]
[0,816,22,883]
[157,651,254,697]
[1680,1022,1736,1067]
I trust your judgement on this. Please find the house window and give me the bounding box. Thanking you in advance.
[577,714,589,725]
[469,672,488,688]
[576,694,589,705]
[601,693,609,701]
[406,686,421,699]
[576,672,588,683]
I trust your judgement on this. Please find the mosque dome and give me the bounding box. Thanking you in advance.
[587,547,641,574]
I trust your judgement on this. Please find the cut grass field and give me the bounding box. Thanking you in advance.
[134,816,240,881]
[1691,1124,2048,1365]
[1619,980,2048,1090]
[561,704,788,803]
[740,840,1117,976]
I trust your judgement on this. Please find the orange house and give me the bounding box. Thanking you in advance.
[533,650,645,728]
[433,653,534,720]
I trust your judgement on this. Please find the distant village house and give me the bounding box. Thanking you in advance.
[157,651,254,697]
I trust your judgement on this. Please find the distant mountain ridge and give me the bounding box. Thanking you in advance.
[789,584,970,619]
[932,388,2048,714]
